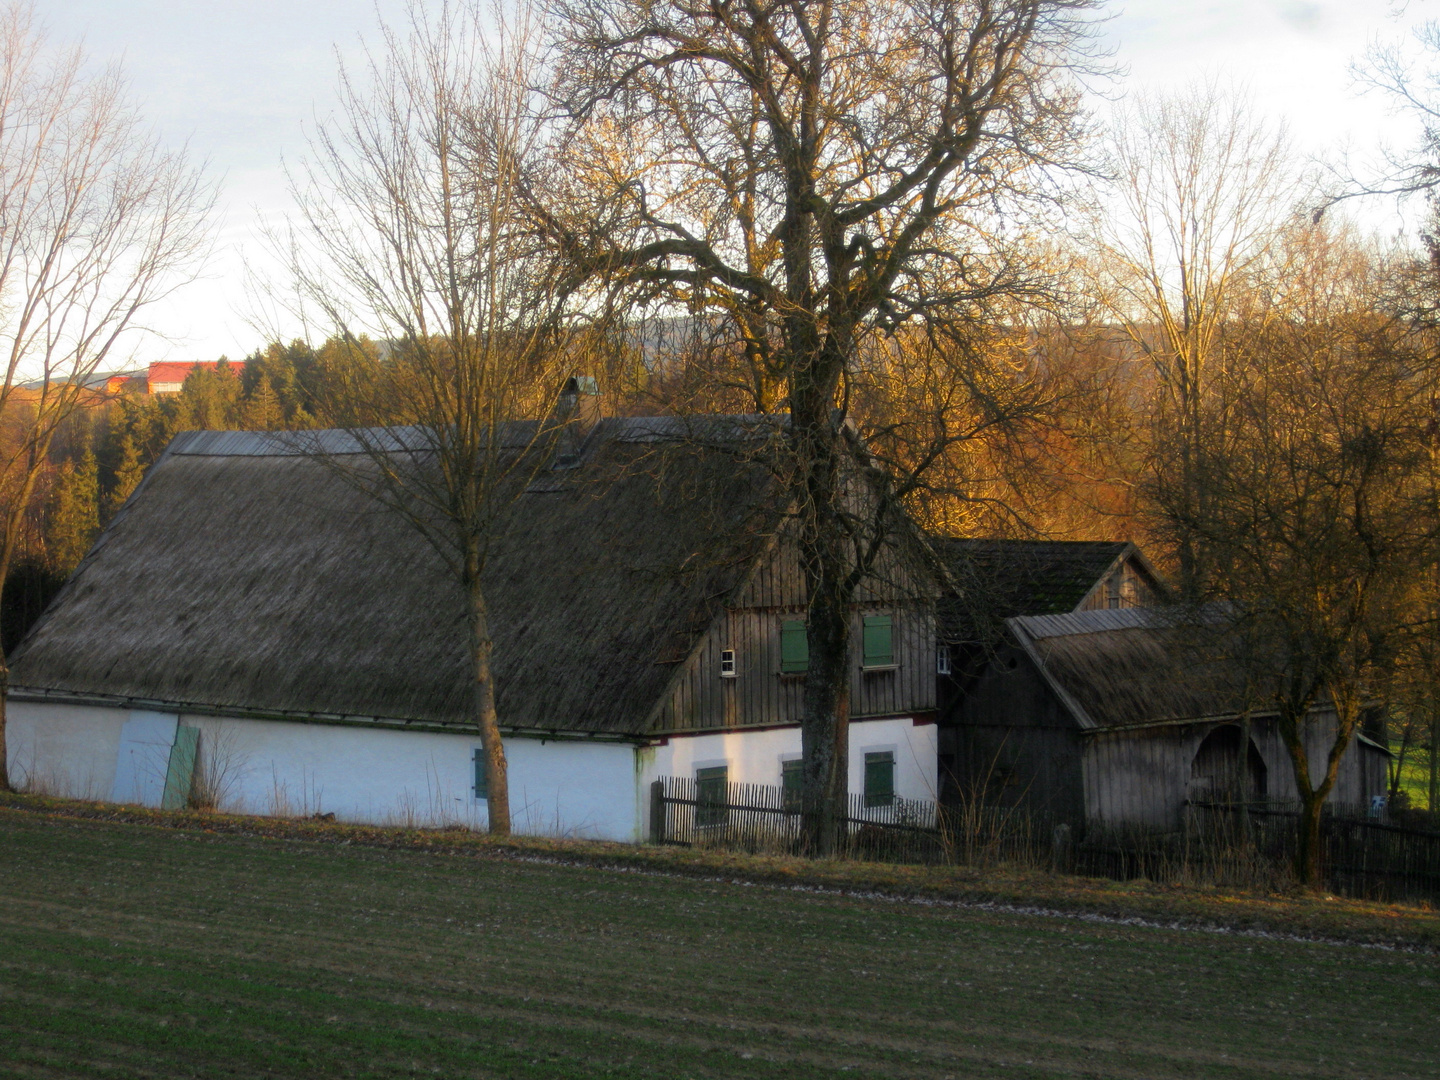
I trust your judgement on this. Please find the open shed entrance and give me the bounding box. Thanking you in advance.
[1190,724,1267,802]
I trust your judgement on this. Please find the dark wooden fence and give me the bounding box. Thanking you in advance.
[1184,800,1440,903]
[649,777,1440,899]
[649,776,945,863]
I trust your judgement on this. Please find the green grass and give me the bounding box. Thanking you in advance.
[1393,747,1435,811]
[0,808,1437,1078]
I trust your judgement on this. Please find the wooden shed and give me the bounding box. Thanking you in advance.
[946,607,1389,834]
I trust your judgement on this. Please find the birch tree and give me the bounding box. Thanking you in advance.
[0,2,213,792]
[545,0,1101,851]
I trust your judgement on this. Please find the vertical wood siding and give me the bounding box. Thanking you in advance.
[652,540,937,732]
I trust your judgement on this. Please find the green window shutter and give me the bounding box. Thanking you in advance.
[781,619,809,672]
[695,765,729,827]
[863,615,893,667]
[473,748,488,800]
[161,725,199,811]
[864,751,895,808]
[781,759,803,813]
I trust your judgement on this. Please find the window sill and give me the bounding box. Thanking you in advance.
[861,663,899,673]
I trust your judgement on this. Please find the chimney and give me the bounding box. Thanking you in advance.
[552,375,603,468]
[559,375,602,438]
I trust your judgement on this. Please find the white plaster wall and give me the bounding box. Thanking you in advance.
[6,701,129,801]
[8,700,939,844]
[645,716,937,801]
[7,701,643,842]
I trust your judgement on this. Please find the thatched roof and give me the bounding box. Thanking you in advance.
[1008,607,1250,730]
[932,538,1151,643]
[11,419,782,737]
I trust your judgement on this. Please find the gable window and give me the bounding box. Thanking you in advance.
[863,751,895,808]
[936,647,952,675]
[695,765,729,827]
[780,619,809,673]
[862,614,894,668]
[720,649,737,677]
[472,748,488,801]
[781,759,803,813]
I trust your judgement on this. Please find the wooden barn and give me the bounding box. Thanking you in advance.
[5,415,939,839]
[943,606,1389,833]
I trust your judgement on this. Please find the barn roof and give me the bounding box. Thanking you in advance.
[10,418,784,738]
[1007,606,1250,729]
[932,538,1150,643]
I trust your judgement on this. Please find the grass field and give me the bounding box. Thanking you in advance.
[1393,748,1435,811]
[1,809,1437,1079]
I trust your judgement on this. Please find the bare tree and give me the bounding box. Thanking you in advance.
[279,1,575,835]
[1161,222,1434,887]
[0,2,214,791]
[1084,86,1305,594]
[544,0,1102,851]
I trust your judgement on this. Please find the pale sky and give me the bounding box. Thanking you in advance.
[31,0,1437,368]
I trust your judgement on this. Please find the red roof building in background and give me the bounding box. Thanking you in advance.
[144,360,231,394]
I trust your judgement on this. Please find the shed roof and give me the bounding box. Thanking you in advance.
[1007,606,1249,730]
[11,419,783,737]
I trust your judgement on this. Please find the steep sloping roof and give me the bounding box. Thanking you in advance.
[11,419,781,737]
[932,538,1146,643]
[1007,607,1249,729]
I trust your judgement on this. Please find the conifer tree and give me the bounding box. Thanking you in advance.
[105,428,145,520]
[47,449,100,577]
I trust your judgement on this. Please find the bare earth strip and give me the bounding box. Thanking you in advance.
[0,811,1435,1079]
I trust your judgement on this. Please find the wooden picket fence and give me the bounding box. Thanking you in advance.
[649,775,945,862]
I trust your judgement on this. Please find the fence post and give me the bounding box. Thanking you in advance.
[1051,823,1072,875]
[650,779,665,845]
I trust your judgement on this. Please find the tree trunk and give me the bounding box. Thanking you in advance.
[466,573,510,836]
[1280,695,1359,890]
[0,502,23,794]
[1295,788,1325,889]
[0,654,10,793]
[799,592,850,856]
[792,351,854,856]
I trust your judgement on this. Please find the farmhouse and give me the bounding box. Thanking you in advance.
[5,413,938,840]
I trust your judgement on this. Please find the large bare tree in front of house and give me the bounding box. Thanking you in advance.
[279,1,576,835]
[545,0,1101,851]
[0,1,214,792]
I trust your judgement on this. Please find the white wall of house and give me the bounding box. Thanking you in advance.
[7,701,642,842]
[643,715,938,800]
[8,701,938,843]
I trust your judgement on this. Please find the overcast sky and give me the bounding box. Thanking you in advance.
[31,0,1436,367]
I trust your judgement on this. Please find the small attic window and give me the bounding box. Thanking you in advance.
[936,648,952,676]
[720,649,737,677]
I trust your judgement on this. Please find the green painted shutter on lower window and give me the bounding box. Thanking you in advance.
[864,751,895,808]
[695,766,729,827]
[473,748,488,800]
[863,615,893,667]
[781,760,803,813]
[781,619,809,672]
